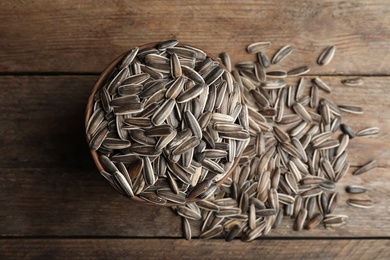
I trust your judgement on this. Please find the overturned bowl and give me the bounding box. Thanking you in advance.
[85,40,249,206]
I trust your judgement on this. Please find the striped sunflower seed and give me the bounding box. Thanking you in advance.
[317,45,336,66]
[272,45,292,64]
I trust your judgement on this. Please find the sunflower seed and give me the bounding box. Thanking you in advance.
[182,217,192,240]
[341,77,364,86]
[107,67,129,94]
[141,157,155,186]
[306,213,323,230]
[202,158,225,174]
[353,160,377,176]
[346,185,366,194]
[225,223,242,242]
[267,70,287,78]
[176,83,205,103]
[172,136,200,156]
[272,45,292,64]
[257,51,271,68]
[294,208,307,231]
[220,52,232,71]
[287,66,311,76]
[317,45,336,66]
[205,66,225,86]
[89,123,109,150]
[200,224,223,239]
[347,199,374,209]
[310,85,319,109]
[86,108,105,135]
[151,99,175,125]
[181,65,205,84]
[293,103,312,123]
[327,192,339,214]
[157,189,186,204]
[356,127,380,137]
[254,62,266,82]
[184,111,202,139]
[102,138,131,150]
[340,124,355,139]
[273,126,290,143]
[165,77,185,99]
[130,145,161,156]
[246,42,271,53]
[155,129,177,151]
[313,77,331,93]
[112,171,134,197]
[339,105,364,115]
[145,125,173,137]
[120,47,139,70]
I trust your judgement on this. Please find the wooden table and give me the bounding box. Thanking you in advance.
[0,0,389,259]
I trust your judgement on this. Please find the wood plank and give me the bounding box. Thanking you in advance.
[0,76,96,168]
[0,167,388,237]
[0,0,389,74]
[0,239,389,259]
[0,76,388,169]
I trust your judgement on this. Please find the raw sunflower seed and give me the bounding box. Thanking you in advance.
[257,51,271,68]
[353,160,377,176]
[317,45,336,66]
[246,42,271,53]
[347,199,374,209]
[176,84,205,103]
[346,185,367,194]
[272,45,293,64]
[220,52,232,71]
[339,105,364,115]
[287,66,310,76]
[313,77,332,93]
[341,77,364,86]
[356,127,380,137]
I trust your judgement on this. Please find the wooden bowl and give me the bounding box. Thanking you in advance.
[85,42,245,206]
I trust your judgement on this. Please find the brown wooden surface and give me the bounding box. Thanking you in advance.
[0,0,389,259]
[1,239,389,260]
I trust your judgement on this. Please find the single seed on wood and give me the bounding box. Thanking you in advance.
[287,66,311,76]
[341,77,364,86]
[246,42,271,53]
[346,185,367,194]
[356,127,380,137]
[317,45,336,66]
[339,105,364,115]
[347,199,374,209]
[353,160,377,176]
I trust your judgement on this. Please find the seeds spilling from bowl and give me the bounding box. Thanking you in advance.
[173,42,379,241]
[86,40,250,204]
[86,39,379,241]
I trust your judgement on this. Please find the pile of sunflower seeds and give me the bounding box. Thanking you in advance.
[174,42,379,241]
[86,40,250,204]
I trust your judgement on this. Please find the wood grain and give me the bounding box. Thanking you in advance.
[0,0,389,74]
[0,239,389,259]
